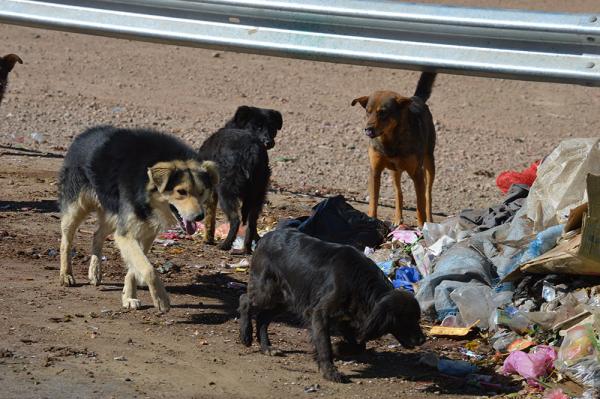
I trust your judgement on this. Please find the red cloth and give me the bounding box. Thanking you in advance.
[496,160,541,194]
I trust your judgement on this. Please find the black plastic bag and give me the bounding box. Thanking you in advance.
[277,195,389,249]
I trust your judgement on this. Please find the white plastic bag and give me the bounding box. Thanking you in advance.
[526,138,600,231]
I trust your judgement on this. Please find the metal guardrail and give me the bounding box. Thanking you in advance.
[0,0,599,85]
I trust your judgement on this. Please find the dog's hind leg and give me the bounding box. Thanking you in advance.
[392,170,404,225]
[242,205,261,254]
[238,293,253,347]
[59,203,89,286]
[88,211,111,286]
[114,233,170,313]
[424,154,435,223]
[203,191,218,245]
[218,197,241,251]
[410,168,427,228]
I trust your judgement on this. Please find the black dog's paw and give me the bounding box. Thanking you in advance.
[322,367,348,383]
[332,341,366,358]
[239,326,252,347]
[261,346,283,357]
[204,238,216,246]
[230,248,251,256]
[218,242,233,251]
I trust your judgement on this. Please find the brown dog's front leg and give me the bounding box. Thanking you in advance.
[368,152,384,220]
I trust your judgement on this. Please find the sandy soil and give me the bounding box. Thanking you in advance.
[1,1,599,398]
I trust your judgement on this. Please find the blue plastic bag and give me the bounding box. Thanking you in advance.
[392,266,422,292]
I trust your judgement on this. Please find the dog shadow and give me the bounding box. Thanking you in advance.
[0,200,59,213]
[345,349,517,396]
[0,144,64,159]
[167,273,244,325]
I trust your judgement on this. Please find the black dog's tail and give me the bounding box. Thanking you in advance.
[413,72,437,103]
[238,293,253,347]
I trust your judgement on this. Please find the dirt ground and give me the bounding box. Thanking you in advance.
[1,1,599,398]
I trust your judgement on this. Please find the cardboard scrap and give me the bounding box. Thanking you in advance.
[564,203,588,233]
[429,320,479,337]
[552,310,593,332]
[579,174,600,263]
[503,174,600,281]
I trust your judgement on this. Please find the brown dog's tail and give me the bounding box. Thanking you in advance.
[413,72,437,103]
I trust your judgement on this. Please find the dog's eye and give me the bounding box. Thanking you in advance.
[177,189,188,196]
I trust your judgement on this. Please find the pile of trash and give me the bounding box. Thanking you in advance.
[364,138,600,398]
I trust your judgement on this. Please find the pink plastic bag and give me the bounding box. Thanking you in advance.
[502,345,557,381]
[388,228,421,244]
[543,389,569,399]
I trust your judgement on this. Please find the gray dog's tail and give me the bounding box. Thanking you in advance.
[238,293,253,347]
[413,72,437,103]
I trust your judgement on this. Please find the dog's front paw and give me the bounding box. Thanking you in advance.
[60,273,76,287]
[204,238,216,245]
[230,248,250,256]
[153,287,171,313]
[261,347,283,357]
[88,256,102,286]
[218,242,233,251]
[122,298,142,309]
[322,367,348,383]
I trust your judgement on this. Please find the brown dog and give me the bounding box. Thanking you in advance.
[0,54,23,105]
[352,72,436,227]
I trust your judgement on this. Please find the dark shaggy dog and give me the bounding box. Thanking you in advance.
[224,106,282,149]
[197,121,273,253]
[0,54,23,105]
[238,228,426,382]
[58,125,219,312]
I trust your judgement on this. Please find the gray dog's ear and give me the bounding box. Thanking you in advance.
[1,54,23,72]
[147,163,174,192]
[233,105,252,127]
[351,96,369,108]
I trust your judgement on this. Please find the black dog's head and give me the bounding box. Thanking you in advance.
[227,106,283,149]
[359,290,426,348]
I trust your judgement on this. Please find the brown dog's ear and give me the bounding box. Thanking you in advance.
[2,54,23,72]
[147,164,174,192]
[394,96,411,106]
[199,160,219,188]
[351,96,369,108]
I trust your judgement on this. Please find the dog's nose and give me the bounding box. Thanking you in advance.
[194,212,205,222]
[364,127,376,137]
